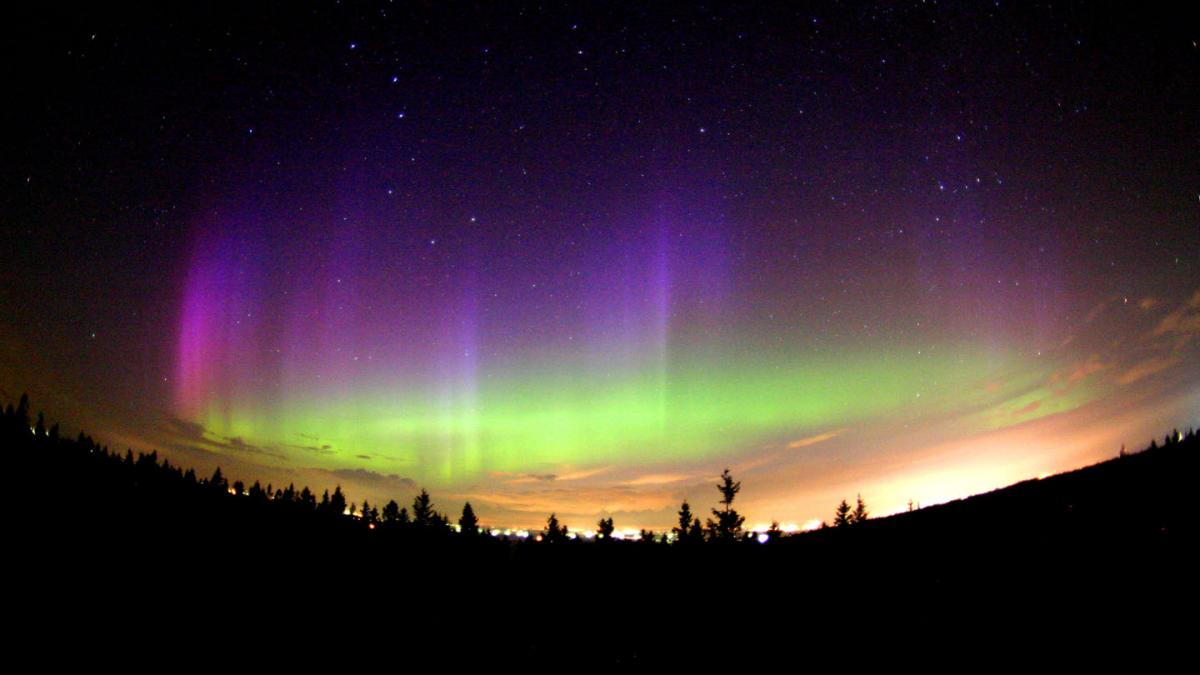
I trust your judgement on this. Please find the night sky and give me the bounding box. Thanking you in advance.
[3,1,1197,532]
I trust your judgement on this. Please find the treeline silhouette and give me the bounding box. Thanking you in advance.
[2,392,850,548]
[5,392,1196,663]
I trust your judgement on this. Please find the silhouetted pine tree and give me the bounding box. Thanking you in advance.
[544,513,568,542]
[597,517,615,540]
[16,393,30,430]
[459,502,479,535]
[210,467,228,493]
[330,486,347,515]
[833,499,852,527]
[674,501,695,543]
[412,488,437,528]
[382,499,402,524]
[706,468,745,542]
[851,494,869,524]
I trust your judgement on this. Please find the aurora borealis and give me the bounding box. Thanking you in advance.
[3,2,1197,530]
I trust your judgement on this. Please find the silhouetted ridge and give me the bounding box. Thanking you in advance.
[4,393,1195,663]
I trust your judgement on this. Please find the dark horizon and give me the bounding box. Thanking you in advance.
[6,389,1196,666]
[3,1,1198,531]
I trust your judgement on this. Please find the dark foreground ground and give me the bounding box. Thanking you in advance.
[5,405,1197,665]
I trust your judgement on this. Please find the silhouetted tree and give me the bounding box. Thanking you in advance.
[412,488,439,528]
[833,499,852,527]
[674,501,696,543]
[597,517,615,540]
[16,393,30,430]
[382,499,402,524]
[329,486,347,515]
[706,468,745,542]
[210,467,228,493]
[459,502,479,535]
[544,513,568,543]
[851,494,869,524]
[767,520,783,542]
[233,480,245,496]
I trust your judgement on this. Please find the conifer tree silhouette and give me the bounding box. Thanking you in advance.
[459,502,479,535]
[851,494,869,524]
[544,513,568,542]
[210,467,228,493]
[833,499,852,527]
[596,516,615,540]
[382,499,402,524]
[706,468,745,542]
[412,488,436,527]
[330,486,347,516]
[674,500,695,543]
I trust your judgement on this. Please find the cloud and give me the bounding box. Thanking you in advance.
[505,473,558,484]
[623,473,691,486]
[1138,297,1160,311]
[1048,354,1106,389]
[786,429,844,450]
[160,417,283,458]
[1115,356,1182,385]
[459,485,677,518]
[326,468,416,491]
[163,417,207,439]
[555,466,611,481]
[1083,297,1116,324]
[1066,355,1107,383]
[226,436,264,453]
[285,442,335,455]
[500,466,611,484]
[1152,289,1200,338]
[1013,401,1040,416]
[1153,309,1200,338]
